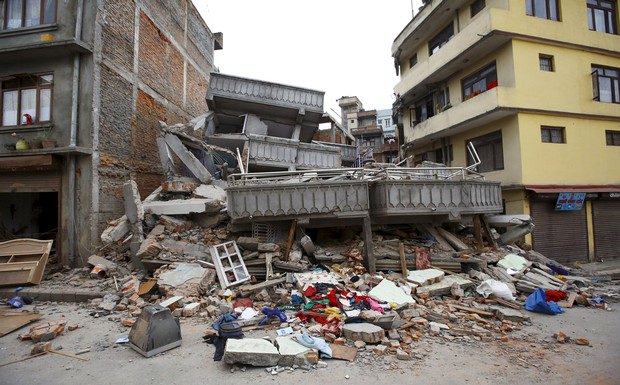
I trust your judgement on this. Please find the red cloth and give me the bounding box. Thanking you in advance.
[545,290,568,302]
[304,285,317,298]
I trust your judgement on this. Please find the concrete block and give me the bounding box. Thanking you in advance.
[223,338,281,367]
[342,323,385,344]
[182,302,201,317]
[406,269,444,286]
[488,305,531,322]
[275,337,314,366]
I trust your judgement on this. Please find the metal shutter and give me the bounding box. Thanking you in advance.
[0,171,61,192]
[593,200,620,260]
[530,200,588,265]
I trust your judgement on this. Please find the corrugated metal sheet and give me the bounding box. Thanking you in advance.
[593,200,620,260]
[530,200,588,265]
[0,171,61,192]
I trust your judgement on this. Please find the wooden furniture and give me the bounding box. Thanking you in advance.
[0,239,53,286]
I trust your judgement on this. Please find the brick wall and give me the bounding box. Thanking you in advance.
[96,0,214,227]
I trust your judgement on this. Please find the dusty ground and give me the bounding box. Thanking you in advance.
[1,290,618,385]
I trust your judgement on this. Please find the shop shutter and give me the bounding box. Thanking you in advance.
[0,171,61,192]
[530,200,588,265]
[592,200,620,260]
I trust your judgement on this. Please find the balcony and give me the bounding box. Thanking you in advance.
[247,135,341,171]
[369,168,503,222]
[226,169,370,223]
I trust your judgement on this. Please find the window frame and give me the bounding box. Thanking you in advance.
[606,130,620,146]
[466,130,504,172]
[541,126,565,143]
[587,0,617,34]
[471,0,486,17]
[0,73,54,127]
[525,0,560,21]
[428,22,454,56]
[409,53,418,68]
[462,62,498,100]
[0,0,57,31]
[539,54,555,72]
[592,65,620,103]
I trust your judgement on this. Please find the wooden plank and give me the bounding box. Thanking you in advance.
[363,216,375,274]
[450,304,494,317]
[238,277,286,295]
[399,242,408,277]
[436,227,471,251]
[283,220,297,262]
[480,216,499,250]
[0,311,43,337]
[473,215,484,252]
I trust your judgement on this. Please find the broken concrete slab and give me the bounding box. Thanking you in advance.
[143,198,224,216]
[275,337,315,366]
[193,184,227,201]
[488,305,531,322]
[157,264,207,287]
[424,274,474,297]
[368,278,415,305]
[223,338,281,367]
[342,323,385,344]
[406,268,445,286]
[100,215,130,244]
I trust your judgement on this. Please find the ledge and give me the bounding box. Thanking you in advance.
[0,146,93,157]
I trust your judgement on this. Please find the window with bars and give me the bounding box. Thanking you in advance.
[541,126,565,143]
[607,130,620,146]
[587,0,617,34]
[526,0,560,21]
[1,73,53,127]
[0,0,57,30]
[466,131,504,172]
[592,65,620,103]
[539,55,554,71]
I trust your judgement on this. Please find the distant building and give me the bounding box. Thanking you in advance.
[0,0,222,265]
[391,0,620,264]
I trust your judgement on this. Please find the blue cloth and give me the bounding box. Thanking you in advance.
[525,288,564,315]
[295,333,332,358]
[212,313,238,331]
[259,307,287,325]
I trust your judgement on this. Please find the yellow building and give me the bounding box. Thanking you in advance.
[391,0,620,264]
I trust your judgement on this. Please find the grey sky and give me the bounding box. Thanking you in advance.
[194,0,423,118]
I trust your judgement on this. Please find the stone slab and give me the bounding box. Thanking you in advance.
[275,337,314,366]
[424,275,474,297]
[406,268,445,286]
[368,278,415,305]
[342,323,385,344]
[223,338,280,367]
[488,305,531,322]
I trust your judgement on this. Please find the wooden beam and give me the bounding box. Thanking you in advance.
[363,216,375,274]
[436,227,470,251]
[450,304,494,317]
[399,242,408,276]
[473,215,484,252]
[284,220,297,262]
[421,225,454,251]
[480,216,499,250]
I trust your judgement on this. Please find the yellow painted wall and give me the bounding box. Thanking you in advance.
[517,114,620,185]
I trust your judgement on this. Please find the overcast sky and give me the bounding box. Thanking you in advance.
[194,0,423,119]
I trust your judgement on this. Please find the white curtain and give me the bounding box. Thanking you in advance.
[21,89,37,122]
[7,0,22,29]
[2,91,18,126]
[25,0,40,27]
[39,89,51,121]
[43,0,56,24]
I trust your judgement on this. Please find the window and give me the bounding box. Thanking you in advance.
[409,54,418,68]
[541,126,565,143]
[434,145,453,164]
[471,0,486,17]
[539,54,554,71]
[607,130,620,145]
[429,23,454,56]
[384,118,391,126]
[462,62,497,100]
[414,95,435,123]
[437,86,450,110]
[526,0,560,21]
[587,0,617,34]
[0,0,57,30]
[592,65,620,103]
[1,73,53,126]
[466,131,504,172]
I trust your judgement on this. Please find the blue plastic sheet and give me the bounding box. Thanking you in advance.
[525,288,564,315]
